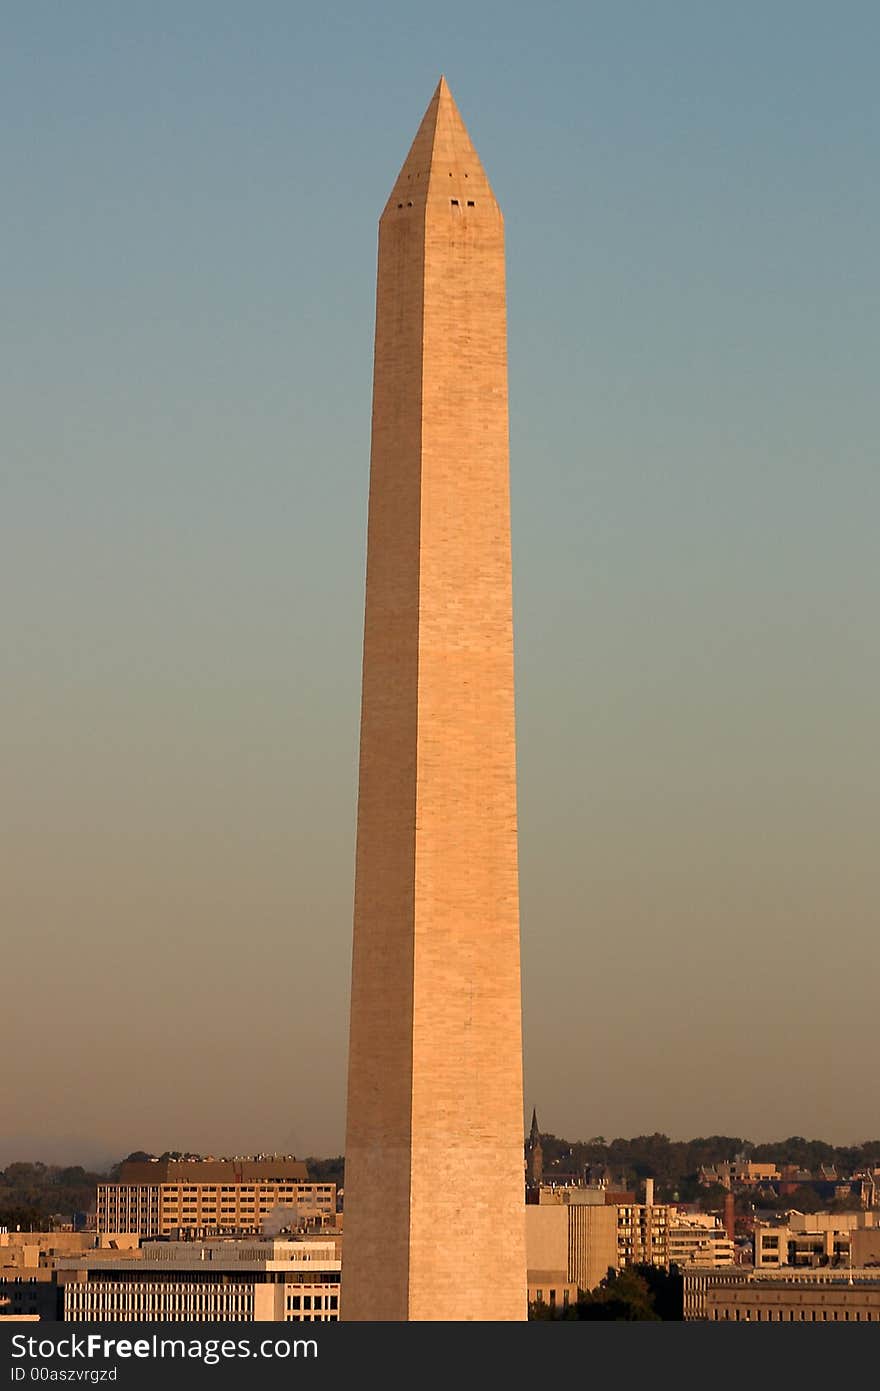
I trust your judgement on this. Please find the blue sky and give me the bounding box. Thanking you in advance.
[2,1,878,1162]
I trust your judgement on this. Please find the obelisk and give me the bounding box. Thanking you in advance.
[343,78,526,1321]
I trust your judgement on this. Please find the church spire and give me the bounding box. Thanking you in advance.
[526,1109,543,1190]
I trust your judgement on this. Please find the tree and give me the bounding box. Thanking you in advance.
[0,1207,42,1230]
[308,1156,344,1187]
[571,1268,660,1322]
[55,1167,88,1187]
[528,1298,556,1320]
[636,1263,684,1320]
[788,1185,824,1215]
[696,1182,728,1210]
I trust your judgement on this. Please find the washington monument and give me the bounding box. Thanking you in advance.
[343,78,526,1321]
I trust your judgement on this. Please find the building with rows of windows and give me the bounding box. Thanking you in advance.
[684,1266,880,1322]
[96,1158,336,1238]
[667,1212,735,1269]
[58,1238,340,1322]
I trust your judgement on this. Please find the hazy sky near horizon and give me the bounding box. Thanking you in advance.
[2,1,878,1168]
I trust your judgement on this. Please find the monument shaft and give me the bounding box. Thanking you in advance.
[344,79,526,1321]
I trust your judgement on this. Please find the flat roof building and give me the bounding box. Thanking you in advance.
[0,1231,140,1322]
[527,1201,618,1299]
[97,1159,335,1238]
[668,1213,735,1269]
[58,1239,340,1323]
[685,1267,880,1322]
[116,1159,308,1185]
[755,1211,878,1270]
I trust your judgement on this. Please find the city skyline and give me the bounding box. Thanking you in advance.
[3,2,879,1166]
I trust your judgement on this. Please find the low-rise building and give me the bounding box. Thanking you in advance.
[667,1213,734,1269]
[684,1267,880,1322]
[58,1238,340,1322]
[699,1160,782,1190]
[527,1272,578,1315]
[755,1211,878,1270]
[852,1229,880,1268]
[0,1231,141,1321]
[0,1269,59,1321]
[736,1162,781,1185]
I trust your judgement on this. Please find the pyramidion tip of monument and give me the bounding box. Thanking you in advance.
[382,75,498,216]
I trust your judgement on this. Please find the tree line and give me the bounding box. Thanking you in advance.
[0,1163,101,1230]
[530,1265,683,1321]
[4,1134,878,1228]
[536,1133,880,1199]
